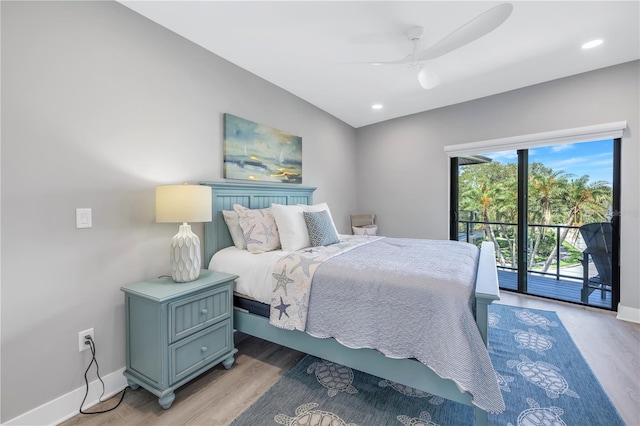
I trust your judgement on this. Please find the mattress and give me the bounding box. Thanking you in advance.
[208,245,289,305]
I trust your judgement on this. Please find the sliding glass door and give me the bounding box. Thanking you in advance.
[451,139,620,310]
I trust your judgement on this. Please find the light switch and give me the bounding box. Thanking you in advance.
[76,208,92,229]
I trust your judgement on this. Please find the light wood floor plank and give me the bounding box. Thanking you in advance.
[60,293,640,425]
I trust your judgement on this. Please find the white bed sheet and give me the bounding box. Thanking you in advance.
[208,246,289,304]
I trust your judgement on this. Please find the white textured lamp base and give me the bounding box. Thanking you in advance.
[170,223,201,283]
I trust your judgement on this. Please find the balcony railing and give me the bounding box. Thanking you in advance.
[458,220,583,282]
[457,214,612,309]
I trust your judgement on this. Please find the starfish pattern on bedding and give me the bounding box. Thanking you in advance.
[274,297,291,320]
[273,265,294,296]
[258,222,277,244]
[290,255,322,278]
[290,293,309,324]
[242,224,262,246]
[284,248,317,261]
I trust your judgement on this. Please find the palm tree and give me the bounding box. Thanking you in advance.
[527,165,568,269]
[493,172,518,268]
[459,162,513,266]
[540,175,611,272]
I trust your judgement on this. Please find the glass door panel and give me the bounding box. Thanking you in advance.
[527,140,614,308]
[456,151,519,291]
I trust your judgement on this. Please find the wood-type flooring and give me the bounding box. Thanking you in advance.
[60,292,640,425]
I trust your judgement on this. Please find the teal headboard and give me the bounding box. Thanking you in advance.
[200,182,317,265]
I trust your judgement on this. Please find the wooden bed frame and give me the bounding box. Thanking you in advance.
[201,181,500,425]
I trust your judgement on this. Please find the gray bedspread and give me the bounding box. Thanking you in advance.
[305,237,505,414]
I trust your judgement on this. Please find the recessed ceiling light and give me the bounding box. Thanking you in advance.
[372,104,383,110]
[582,39,603,49]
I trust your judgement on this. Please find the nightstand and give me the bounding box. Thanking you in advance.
[121,269,238,409]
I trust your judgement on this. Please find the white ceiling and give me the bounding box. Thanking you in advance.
[120,1,640,128]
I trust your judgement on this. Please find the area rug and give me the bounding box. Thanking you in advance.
[230,304,624,425]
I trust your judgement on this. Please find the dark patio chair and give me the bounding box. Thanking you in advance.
[579,222,613,303]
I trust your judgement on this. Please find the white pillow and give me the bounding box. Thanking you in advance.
[272,204,310,251]
[233,204,281,254]
[222,210,246,250]
[272,202,340,251]
[352,225,378,236]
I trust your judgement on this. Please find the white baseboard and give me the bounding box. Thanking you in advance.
[2,367,127,426]
[617,303,640,323]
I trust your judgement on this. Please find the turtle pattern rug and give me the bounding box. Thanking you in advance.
[230,304,624,425]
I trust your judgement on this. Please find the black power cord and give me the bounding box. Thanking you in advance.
[79,335,128,415]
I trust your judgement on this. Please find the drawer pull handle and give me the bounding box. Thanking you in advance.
[200,309,208,315]
[201,346,207,353]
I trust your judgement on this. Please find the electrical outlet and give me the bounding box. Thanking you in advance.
[78,328,94,352]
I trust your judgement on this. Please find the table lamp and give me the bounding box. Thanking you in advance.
[156,183,212,282]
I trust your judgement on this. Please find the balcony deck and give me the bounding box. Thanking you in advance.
[497,269,612,309]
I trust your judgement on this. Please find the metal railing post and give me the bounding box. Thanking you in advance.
[556,225,561,280]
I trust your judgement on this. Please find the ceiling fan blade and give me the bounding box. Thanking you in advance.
[415,2,513,61]
[365,54,414,65]
[418,66,441,89]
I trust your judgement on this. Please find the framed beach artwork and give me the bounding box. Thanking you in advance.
[223,113,302,184]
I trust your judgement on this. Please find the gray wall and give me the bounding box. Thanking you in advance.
[356,60,640,312]
[0,1,357,421]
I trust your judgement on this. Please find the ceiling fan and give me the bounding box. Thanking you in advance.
[370,3,513,89]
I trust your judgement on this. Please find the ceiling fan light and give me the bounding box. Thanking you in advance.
[418,67,441,90]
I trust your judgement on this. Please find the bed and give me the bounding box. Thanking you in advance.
[201,181,502,425]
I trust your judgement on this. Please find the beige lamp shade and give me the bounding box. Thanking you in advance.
[156,184,212,282]
[156,184,212,223]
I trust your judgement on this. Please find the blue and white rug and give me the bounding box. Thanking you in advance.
[231,304,624,425]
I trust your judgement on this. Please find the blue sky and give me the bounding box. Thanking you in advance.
[485,139,613,185]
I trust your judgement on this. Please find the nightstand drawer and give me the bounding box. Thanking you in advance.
[169,319,232,385]
[169,284,231,343]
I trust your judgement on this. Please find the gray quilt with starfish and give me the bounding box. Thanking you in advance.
[297,237,505,414]
[270,235,382,330]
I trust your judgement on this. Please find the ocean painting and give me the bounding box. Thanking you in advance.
[223,114,302,184]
